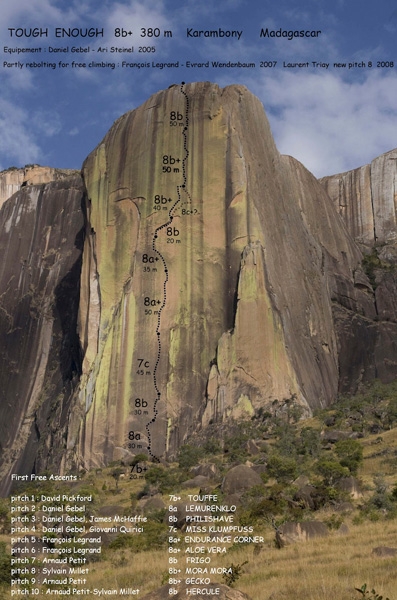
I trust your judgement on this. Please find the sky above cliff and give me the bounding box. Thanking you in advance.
[1,0,397,177]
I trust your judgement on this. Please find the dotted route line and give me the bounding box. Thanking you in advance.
[145,82,192,461]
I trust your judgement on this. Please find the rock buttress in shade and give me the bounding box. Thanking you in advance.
[71,82,369,467]
[0,175,84,494]
[320,149,397,388]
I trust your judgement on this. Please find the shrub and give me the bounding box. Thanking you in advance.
[386,396,397,428]
[363,477,397,518]
[0,542,10,587]
[298,427,322,458]
[129,453,149,467]
[222,561,248,587]
[202,437,222,455]
[267,454,298,483]
[334,439,363,475]
[362,249,382,289]
[111,467,125,491]
[316,459,349,486]
[355,583,390,600]
[109,520,168,552]
[144,465,183,493]
[177,444,204,469]
[0,500,10,534]
[324,513,344,530]
[312,484,344,506]
[223,428,251,462]
[391,482,397,501]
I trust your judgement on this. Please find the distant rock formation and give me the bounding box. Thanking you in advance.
[320,151,397,391]
[1,82,397,492]
[0,165,77,209]
[320,149,397,246]
[0,173,84,492]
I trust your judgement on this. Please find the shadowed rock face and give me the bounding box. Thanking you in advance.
[320,151,397,390]
[1,83,397,486]
[0,175,84,493]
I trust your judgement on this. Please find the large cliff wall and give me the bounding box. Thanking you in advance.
[66,82,388,469]
[320,149,397,247]
[319,150,397,395]
[1,82,397,489]
[0,175,84,493]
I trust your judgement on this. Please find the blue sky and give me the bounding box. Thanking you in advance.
[1,0,396,177]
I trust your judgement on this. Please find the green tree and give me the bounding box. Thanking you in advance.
[298,427,321,458]
[334,439,363,475]
[111,467,125,491]
[316,459,349,486]
[145,465,182,493]
[130,453,149,467]
[177,444,204,470]
[267,453,298,483]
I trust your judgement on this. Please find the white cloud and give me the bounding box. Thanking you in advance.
[1,0,87,25]
[0,99,41,169]
[1,67,34,91]
[31,110,62,137]
[250,70,397,177]
[1,0,396,180]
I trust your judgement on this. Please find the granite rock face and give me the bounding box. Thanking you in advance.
[0,174,84,493]
[67,82,376,469]
[0,165,77,210]
[320,150,397,391]
[1,83,397,487]
[320,149,397,246]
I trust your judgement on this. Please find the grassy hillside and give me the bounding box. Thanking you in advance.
[2,380,397,599]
